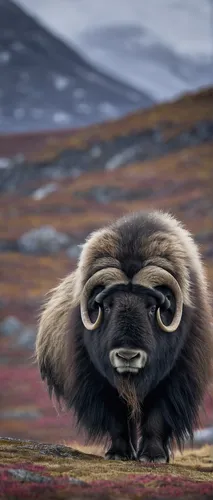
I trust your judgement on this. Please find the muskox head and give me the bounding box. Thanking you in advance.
[79,260,190,406]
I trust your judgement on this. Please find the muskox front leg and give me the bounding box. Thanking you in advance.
[137,407,170,464]
[105,418,137,461]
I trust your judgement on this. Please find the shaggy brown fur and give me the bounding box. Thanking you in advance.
[36,210,213,462]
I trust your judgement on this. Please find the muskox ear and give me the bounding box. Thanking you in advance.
[35,270,78,400]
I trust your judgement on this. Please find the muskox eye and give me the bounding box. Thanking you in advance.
[104,304,111,314]
[148,305,156,318]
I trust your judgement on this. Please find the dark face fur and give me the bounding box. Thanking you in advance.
[83,281,190,404]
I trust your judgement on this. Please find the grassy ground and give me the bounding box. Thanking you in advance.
[1,438,213,499]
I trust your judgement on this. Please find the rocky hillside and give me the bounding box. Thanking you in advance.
[0,87,213,445]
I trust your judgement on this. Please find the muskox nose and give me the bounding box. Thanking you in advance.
[116,349,141,361]
[109,348,147,374]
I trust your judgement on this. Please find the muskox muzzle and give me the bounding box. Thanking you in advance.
[109,348,148,374]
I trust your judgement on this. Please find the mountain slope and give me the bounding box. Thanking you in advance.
[0,0,153,134]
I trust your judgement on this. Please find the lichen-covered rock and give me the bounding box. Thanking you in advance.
[66,244,82,259]
[0,316,23,336]
[16,326,36,349]
[0,316,36,349]
[7,468,52,483]
[18,226,71,254]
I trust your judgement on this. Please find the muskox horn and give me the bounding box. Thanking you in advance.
[80,268,128,330]
[132,266,183,332]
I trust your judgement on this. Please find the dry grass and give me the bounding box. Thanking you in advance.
[1,438,213,484]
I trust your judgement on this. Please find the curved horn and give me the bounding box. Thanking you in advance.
[80,268,128,330]
[132,266,183,332]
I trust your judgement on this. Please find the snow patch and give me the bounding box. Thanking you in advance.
[53,111,71,123]
[73,88,86,99]
[32,183,58,200]
[11,41,25,51]
[0,51,10,63]
[53,74,70,90]
[14,108,25,119]
[31,108,44,119]
[78,102,91,114]
[99,102,119,117]
[105,145,141,170]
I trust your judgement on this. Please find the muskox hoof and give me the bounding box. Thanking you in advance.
[105,442,137,461]
[139,454,168,464]
[137,440,169,464]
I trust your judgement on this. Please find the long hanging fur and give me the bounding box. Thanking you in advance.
[36,209,213,452]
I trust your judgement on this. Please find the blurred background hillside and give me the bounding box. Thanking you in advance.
[0,0,213,451]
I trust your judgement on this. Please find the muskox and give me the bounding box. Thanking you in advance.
[36,210,213,463]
